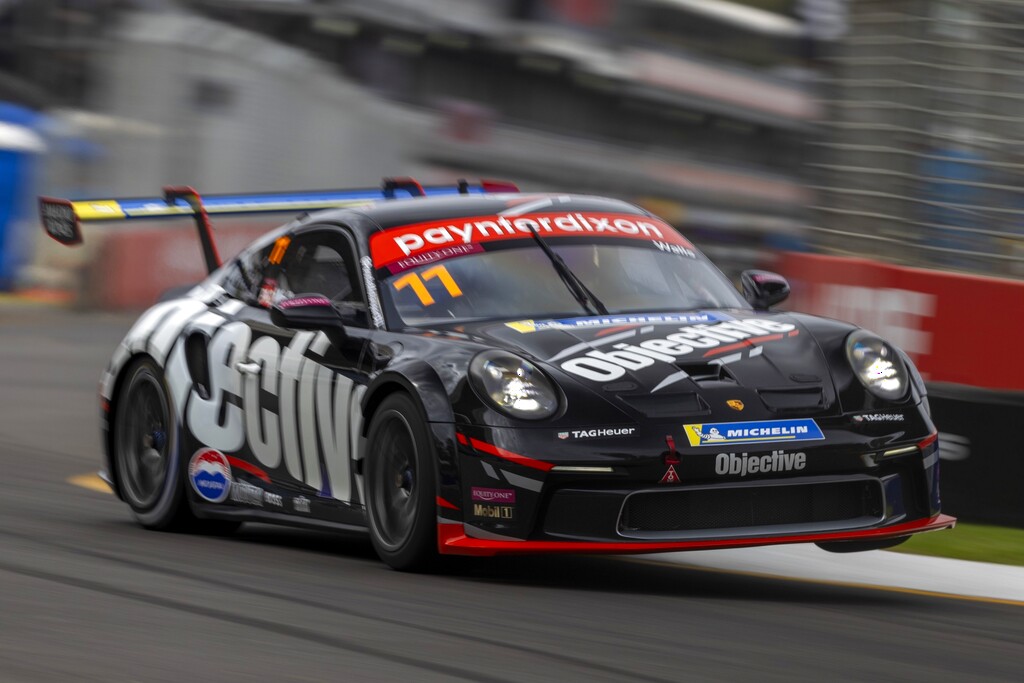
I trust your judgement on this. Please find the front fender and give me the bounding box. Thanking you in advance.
[361,362,463,524]
[362,361,455,427]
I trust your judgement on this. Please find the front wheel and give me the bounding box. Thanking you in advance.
[365,393,438,571]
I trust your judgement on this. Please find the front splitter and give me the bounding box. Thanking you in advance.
[437,514,957,557]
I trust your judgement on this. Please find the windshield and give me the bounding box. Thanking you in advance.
[379,241,748,326]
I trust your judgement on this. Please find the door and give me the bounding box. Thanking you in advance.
[226,226,371,522]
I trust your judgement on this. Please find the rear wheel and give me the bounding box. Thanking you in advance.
[365,393,438,571]
[114,357,238,534]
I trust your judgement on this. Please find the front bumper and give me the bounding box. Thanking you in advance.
[437,421,949,554]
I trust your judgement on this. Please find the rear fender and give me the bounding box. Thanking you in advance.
[100,299,215,500]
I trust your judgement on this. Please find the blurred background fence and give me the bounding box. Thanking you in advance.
[813,0,1024,277]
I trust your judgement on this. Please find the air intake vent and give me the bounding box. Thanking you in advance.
[758,387,825,412]
[619,478,884,537]
[677,362,735,384]
[618,392,709,418]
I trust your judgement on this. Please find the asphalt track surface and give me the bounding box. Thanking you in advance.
[1,307,1022,682]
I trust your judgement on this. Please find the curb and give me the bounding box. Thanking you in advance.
[0,288,75,308]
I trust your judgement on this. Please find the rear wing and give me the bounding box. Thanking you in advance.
[39,177,519,274]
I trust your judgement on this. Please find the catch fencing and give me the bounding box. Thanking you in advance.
[812,0,1024,277]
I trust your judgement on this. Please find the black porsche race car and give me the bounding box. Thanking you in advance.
[41,179,954,570]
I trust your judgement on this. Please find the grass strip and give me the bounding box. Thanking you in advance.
[889,522,1024,567]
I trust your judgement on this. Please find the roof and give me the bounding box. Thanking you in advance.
[337,193,647,234]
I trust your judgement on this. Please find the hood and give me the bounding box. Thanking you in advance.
[455,311,840,421]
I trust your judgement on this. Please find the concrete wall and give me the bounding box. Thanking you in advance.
[90,12,413,195]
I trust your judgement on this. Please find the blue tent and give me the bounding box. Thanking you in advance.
[0,102,46,290]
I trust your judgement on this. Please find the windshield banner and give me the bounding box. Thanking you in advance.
[370,212,695,269]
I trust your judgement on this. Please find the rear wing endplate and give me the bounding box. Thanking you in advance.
[39,177,519,274]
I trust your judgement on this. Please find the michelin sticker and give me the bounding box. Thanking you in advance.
[188,448,232,503]
[684,418,824,447]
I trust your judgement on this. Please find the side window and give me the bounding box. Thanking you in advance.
[280,242,354,302]
[275,229,367,325]
[222,240,274,304]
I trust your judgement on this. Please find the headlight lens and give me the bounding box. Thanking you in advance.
[469,351,559,420]
[845,330,909,401]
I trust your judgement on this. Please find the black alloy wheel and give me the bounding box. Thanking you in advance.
[115,358,185,528]
[365,393,438,571]
[114,357,238,534]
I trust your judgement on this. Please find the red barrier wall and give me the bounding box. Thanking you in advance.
[780,252,1024,390]
[91,221,278,310]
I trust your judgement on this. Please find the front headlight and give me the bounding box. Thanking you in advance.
[469,350,559,420]
[845,330,909,401]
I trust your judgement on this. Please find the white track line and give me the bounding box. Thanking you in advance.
[651,543,1024,603]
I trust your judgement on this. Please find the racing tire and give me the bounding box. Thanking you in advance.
[365,393,438,572]
[815,536,910,553]
[114,357,239,535]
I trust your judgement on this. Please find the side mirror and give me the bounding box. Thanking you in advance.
[271,295,348,345]
[741,270,790,311]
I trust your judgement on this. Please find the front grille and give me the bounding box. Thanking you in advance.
[619,477,884,538]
